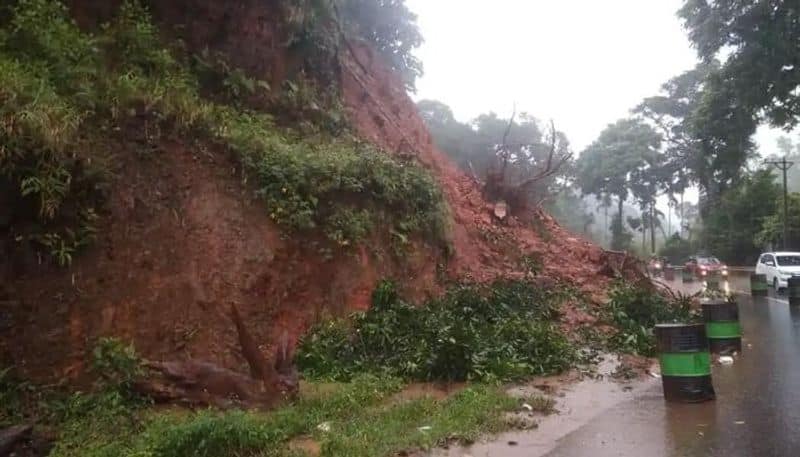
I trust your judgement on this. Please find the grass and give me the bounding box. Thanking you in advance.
[39,375,521,457]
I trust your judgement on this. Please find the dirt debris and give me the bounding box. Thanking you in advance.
[0,5,646,386]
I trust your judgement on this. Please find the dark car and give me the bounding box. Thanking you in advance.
[684,255,728,278]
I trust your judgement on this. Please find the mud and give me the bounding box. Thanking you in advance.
[288,436,322,457]
[1,3,645,385]
[431,356,658,457]
[0,137,439,385]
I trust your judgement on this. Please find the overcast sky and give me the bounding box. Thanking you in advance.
[406,0,790,154]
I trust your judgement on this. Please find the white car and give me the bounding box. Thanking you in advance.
[755,252,800,290]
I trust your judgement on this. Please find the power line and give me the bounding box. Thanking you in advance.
[764,157,795,249]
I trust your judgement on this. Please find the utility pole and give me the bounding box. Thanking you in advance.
[764,157,795,249]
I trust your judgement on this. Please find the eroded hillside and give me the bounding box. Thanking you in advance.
[0,0,638,385]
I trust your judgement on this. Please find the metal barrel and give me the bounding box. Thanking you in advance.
[789,277,800,306]
[681,268,694,283]
[701,299,741,354]
[750,274,768,296]
[655,323,715,403]
[664,267,675,281]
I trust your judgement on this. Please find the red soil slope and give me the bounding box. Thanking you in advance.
[340,43,625,293]
[0,2,639,385]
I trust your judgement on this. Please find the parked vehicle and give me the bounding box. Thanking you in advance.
[684,255,728,278]
[755,252,800,290]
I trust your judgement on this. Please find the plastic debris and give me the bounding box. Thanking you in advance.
[718,356,734,365]
[735,420,745,425]
[418,426,432,432]
[649,371,662,379]
[521,403,533,411]
[317,422,332,432]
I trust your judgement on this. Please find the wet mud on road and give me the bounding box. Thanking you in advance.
[438,272,800,457]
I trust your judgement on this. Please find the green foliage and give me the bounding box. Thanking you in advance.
[45,372,522,457]
[755,192,800,249]
[702,170,781,263]
[286,0,423,91]
[679,1,800,128]
[576,118,663,253]
[606,282,695,356]
[0,366,33,427]
[215,109,448,246]
[192,49,271,105]
[0,0,449,264]
[321,385,517,457]
[91,337,143,391]
[338,0,423,91]
[297,280,575,382]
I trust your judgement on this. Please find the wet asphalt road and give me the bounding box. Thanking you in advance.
[546,272,799,457]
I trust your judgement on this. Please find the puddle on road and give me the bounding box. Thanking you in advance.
[431,355,658,457]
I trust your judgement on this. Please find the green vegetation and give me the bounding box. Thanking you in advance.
[605,282,696,356]
[5,362,522,457]
[0,0,448,266]
[297,280,575,382]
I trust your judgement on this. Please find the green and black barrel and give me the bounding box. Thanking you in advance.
[702,298,741,353]
[789,277,800,307]
[750,274,768,296]
[681,268,693,283]
[655,323,715,403]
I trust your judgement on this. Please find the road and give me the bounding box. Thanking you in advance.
[440,272,798,457]
[545,272,797,457]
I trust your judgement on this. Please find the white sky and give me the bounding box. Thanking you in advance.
[406,0,791,155]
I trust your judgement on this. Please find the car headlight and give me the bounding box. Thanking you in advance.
[779,270,794,276]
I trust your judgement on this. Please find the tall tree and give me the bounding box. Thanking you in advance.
[576,119,661,248]
[339,0,424,91]
[577,119,662,251]
[636,63,757,215]
[679,0,800,128]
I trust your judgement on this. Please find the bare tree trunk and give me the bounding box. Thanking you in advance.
[650,201,656,254]
[642,225,646,253]
[680,192,685,238]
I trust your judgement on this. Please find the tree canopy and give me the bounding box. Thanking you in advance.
[576,118,662,251]
[679,0,800,128]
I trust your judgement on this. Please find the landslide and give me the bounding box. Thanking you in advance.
[0,0,639,384]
